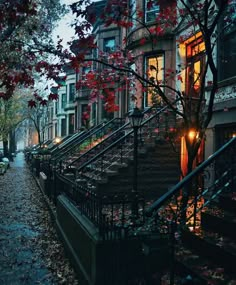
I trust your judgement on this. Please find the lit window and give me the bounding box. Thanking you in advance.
[185,35,205,97]
[145,0,160,23]
[145,54,164,107]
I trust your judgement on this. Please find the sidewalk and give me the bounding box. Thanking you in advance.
[0,153,79,285]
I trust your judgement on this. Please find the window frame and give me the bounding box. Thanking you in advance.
[218,1,236,81]
[61,93,67,109]
[145,0,160,23]
[185,35,205,98]
[144,53,164,108]
[69,83,75,102]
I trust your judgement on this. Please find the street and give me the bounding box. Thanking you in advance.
[0,153,79,285]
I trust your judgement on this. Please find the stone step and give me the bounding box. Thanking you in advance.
[219,192,236,213]
[202,205,236,239]
[181,229,236,274]
[175,244,236,285]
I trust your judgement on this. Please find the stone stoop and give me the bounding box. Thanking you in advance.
[173,192,236,284]
[95,139,181,200]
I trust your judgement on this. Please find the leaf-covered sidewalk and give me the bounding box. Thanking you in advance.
[0,153,79,285]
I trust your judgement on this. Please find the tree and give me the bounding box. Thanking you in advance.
[0,93,24,157]
[25,83,57,146]
[67,0,229,174]
[0,0,67,100]
[61,0,232,219]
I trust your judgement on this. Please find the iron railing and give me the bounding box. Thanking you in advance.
[55,103,179,235]
[56,136,236,242]
[67,104,177,189]
[52,118,125,167]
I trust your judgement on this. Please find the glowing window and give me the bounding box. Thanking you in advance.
[145,54,164,107]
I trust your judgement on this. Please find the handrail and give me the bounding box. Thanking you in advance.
[65,105,155,168]
[51,123,104,162]
[52,118,123,164]
[54,118,236,252]
[70,101,178,172]
[146,136,236,216]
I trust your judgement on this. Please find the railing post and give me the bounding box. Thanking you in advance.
[169,221,176,285]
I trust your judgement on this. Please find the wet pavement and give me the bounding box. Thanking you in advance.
[0,153,79,285]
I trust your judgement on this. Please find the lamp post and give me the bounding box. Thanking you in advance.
[129,106,144,218]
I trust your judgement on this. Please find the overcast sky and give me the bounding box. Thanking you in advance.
[53,0,77,48]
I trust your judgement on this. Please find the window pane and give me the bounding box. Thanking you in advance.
[69,83,75,102]
[61,93,66,109]
[145,0,159,23]
[145,54,164,107]
[104,38,115,52]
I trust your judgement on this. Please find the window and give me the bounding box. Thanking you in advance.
[55,123,57,137]
[185,35,205,97]
[218,1,236,80]
[103,38,115,53]
[69,83,75,102]
[129,0,136,29]
[55,101,58,114]
[82,104,89,127]
[61,118,66,136]
[61,93,66,109]
[145,0,160,23]
[145,54,164,107]
[69,114,75,134]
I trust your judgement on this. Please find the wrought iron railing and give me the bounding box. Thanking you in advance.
[50,133,84,157]
[67,104,177,187]
[55,103,178,233]
[59,106,160,173]
[52,118,125,167]
[56,136,236,242]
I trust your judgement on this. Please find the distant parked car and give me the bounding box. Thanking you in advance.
[2,157,10,169]
[0,162,6,174]
[0,157,10,175]
[0,160,7,175]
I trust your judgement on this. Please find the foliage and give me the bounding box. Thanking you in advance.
[0,0,67,100]
[25,83,54,145]
[67,0,230,174]
[0,94,23,141]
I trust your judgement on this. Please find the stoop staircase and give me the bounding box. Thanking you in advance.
[143,136,236,285]
[174,192,236,285]
[56,103,180,201]
[52,103,236,284]
[97,140,180,198]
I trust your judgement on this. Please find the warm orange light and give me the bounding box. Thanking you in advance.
[232,133,236,138]
[188,130,199,141]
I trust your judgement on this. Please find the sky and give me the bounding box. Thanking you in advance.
[53,0,77,48]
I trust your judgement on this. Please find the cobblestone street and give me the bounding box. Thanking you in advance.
[0,153,79,285]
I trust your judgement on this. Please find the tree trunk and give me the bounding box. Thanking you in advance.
[3,140,9,158]
[180,144,195,224]
[9,129,16,154]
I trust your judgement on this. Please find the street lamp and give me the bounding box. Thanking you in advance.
[128,106,144,218]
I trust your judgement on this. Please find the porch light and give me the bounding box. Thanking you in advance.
[188,129,199,141]
[54,137,61,144]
